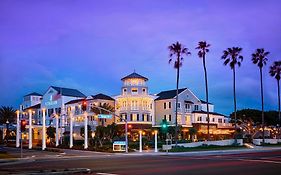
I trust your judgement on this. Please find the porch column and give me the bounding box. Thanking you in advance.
[55,114,59,147]
[84,112,88,149]
[154,130,158,152]
[42,108,46,150]
[139,130,142,152]
[70,110,73,148]
[28,110,32,149]
[16,110,20,147]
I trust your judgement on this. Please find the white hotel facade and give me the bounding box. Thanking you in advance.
[17,72,233,147]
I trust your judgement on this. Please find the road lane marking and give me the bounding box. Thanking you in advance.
[97,173,119,175]
[238,159,281,164]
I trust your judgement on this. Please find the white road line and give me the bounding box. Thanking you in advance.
[97,173,119,175]
[238,159,281,164]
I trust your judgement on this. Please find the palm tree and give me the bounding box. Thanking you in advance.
[91,103,115,126]
[252,48,269,144]
[0,106,16,143]
[269,61,281,138]
[196,41,211,140]
[168,41,191,146]
[221,47,243,144]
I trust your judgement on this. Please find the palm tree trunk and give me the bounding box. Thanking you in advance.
[260,68,265,144]
[175,57,180,147]
[233,67,237,144]
[277,80,281,138]
[203,53,210,141]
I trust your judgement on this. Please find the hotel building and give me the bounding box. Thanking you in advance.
[114,72,157,129]
[18,72,233,145]
[155,88,233,139]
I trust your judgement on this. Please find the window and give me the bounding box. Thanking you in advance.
[218,119,223,123]
[164,115,167,120]
[212,118,215,122]
[177,102,181,108]
[131,88,138,94]
[169,102,171,108]
[197,116,202,122]
[137,114,139,121]
[169,115,172,121]
[130,114,133,121]
[164,102,166,109]
[132,114,137,121]
[123,88,127,95]
[142,88,146,94]
[194,105,199,111]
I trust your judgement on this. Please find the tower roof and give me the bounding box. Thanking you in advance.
[121,72,148,81]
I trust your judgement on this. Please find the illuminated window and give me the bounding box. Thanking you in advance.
[131,88,138,94]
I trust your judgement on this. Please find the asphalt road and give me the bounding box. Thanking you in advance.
[0,148,281,175]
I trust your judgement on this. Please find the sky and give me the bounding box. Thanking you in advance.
[0,0,280,116]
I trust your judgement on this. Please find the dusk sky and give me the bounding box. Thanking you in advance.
[0,0,280,115]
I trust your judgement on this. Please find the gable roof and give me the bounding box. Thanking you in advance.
[155,88,187,101]
[24,92,42,97]
[121,72,148,81]
[65,98,85,105]
[50,86,86,98]
[24,103,41,110]
[200,100,213,105]
[91,93,115,101]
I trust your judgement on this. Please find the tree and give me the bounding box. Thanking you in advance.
[168,41,191,146]
[221,47,243,143]
[0,106,16,143]
[91,103,115,126]
[188,127,197,142]
[269,61,281,137]
[252,48,269,143]
[196,41,211,140]
[46,126,56,145]
[80,125,92,138]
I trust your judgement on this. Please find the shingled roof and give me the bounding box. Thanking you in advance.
[51,86,86,98]
[24,92,42,97]
[200,100,213,105]
[121,72,148,81]
[65,98,85,105]
[155,88,187,101]
[91,93,115,101]
[192,110,225,116]
[24,103,41,110]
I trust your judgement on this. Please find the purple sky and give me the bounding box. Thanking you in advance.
[0,0,280,115]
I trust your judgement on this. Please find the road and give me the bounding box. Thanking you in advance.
[0,147,281,175]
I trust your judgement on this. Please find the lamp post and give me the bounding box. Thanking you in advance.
[28,110,32,149]
[84,112,88,149]
[16,110,20,147]
[55,114,59,147]
[154,130,158,153]
[42,108,46,150]
[139,130,142,152]
[70,109,73,148]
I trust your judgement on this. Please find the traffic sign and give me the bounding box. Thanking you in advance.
[98,114,112,119]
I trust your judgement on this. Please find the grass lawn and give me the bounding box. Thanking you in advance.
[161,145,246,152]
